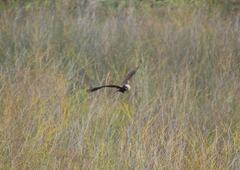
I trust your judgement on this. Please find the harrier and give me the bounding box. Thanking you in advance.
[87,66,139,93]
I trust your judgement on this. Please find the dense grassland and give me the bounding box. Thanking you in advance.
[0,0,240,169]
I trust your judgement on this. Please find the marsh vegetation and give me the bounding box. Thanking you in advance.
[0,0,240,169]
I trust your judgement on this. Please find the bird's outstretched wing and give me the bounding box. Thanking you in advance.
[121,66,139,85]
[87,85,122,92]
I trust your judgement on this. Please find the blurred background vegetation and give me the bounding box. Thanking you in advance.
[0,0,240,169]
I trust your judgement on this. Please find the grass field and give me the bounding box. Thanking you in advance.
[0,0,240,169]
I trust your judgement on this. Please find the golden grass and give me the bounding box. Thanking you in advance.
[0,1,240,169]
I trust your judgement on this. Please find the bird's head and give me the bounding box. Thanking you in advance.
[123,84,131,91]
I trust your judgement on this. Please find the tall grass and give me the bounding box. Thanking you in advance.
[0,0,240,169]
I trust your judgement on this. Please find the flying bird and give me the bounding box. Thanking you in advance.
[87,66,139,93]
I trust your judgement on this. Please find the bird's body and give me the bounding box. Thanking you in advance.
[87,67,138,94]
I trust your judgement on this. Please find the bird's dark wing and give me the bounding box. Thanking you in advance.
[87,85,122,92]
[121,66,139,85]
